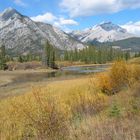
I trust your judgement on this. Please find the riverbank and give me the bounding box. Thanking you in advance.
[0,75,87,99]
[0,68,56,86]
[0,68,57,99]
[2,59,136,100]
[0,64,109,99]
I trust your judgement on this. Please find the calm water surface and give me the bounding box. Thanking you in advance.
[13,64,110,83]
[1,64,110,87]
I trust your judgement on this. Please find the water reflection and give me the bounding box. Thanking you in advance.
[61,65,109,74]
[10,65,110,85]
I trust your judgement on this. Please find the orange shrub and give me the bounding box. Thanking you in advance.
[97,73,113,95]
[110,61,131,91]
[98,61,140,94]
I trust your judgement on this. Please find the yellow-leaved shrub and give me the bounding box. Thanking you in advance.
[97,60,140,94]
[110,61,131,91]
[0,88,70,140]
[97,73,113,95]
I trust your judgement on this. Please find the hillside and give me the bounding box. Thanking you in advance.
[90,37,140,51]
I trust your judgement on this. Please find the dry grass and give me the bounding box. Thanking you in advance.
[0,60,140,140]
[69,116,140,140]
[128,57,140,65]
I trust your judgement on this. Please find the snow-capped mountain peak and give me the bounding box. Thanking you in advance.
[0,8,84,54]
[97,22,126,33]
[70,22,135,43]
[0,8,21,21]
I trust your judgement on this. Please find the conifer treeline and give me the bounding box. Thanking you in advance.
[1,42,140,70]
[17,55,41,63]
[63,46,131,64]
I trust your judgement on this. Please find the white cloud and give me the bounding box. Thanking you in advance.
[13,0,27,6]
[60,0,140,17]
[121,21,140,36]
[53,18,78,32]
[58,18,78,25]
[31,13,57,23]
[31,12,78,30]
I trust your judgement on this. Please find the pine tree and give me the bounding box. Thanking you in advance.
[42,41,49,67]
[42,41,56,69]
[124,51,130,60]
[0,44,7,70]
[18,56,24,63]
[64,50,69,60]
[50,49,55,68]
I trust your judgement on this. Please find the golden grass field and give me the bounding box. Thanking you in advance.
[0,59,140,140]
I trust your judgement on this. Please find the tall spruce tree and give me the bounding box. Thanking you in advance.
[18,56,24,63]
[0,44,6,70]
[42,41,56,69]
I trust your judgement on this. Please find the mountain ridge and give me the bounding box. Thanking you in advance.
[70,21,137,43]
[0,8,85,55]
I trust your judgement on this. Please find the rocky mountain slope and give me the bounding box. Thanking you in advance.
[70,22,136,43]
[0,8,84,54]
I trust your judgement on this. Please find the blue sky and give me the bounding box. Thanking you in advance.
[0,0,140,35]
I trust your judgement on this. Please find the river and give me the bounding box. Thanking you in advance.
[11,64,110,84]
[0,64,110,99]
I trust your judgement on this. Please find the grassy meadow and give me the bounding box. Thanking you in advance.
[0,59,140,140]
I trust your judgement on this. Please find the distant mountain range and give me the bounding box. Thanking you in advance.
[0,8,84,55]
[70,22,140,51]
[0,8,140,55]
[95,37,140,52]
[70,22,137,43]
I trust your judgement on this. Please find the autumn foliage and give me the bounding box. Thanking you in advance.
[98,61,140,94]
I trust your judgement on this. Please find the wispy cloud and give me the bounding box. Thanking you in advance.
[13,0,27,7]
[60,0,140,17]
[121,21,140,36]
[31,12,57,23]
